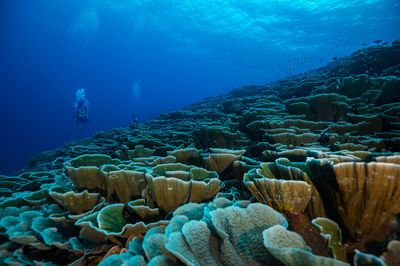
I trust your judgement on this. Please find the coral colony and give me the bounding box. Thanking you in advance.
[1,41,400,265]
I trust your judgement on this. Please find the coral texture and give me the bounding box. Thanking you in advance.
[1,41,400,265]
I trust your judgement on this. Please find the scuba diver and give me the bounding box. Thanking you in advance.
[77,98,89,123]
[75,88,89,128]
[130,113,139,129]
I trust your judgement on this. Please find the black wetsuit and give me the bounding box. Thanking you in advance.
[77,99,88,123]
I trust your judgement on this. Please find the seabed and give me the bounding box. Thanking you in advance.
[1,41,400,265]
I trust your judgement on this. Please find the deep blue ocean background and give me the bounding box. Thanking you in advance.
[0,0,399,174]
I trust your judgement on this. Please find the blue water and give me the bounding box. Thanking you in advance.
[1,0,399,174]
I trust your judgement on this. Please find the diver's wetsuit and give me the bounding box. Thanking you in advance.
[77,99,89,123]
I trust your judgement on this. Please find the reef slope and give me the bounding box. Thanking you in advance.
[0,41,399,265]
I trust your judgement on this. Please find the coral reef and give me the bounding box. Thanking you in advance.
[1,41,400,265]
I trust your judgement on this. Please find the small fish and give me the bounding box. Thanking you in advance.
[341,38,344,41]
[333,57,338,60]
[362,42,366,46]
[373,29,376,32]
[278,64,281,67]
[373,40,382,44]
[382,41,389,46]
